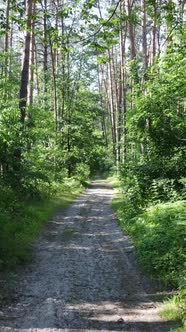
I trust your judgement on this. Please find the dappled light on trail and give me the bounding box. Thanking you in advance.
[0,181,180,332]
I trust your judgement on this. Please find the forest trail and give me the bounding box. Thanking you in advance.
[0,181,177,332]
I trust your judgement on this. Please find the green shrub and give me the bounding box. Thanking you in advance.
[0,179,82,269]
[133,202,184,286]
[119,156,186,207]
[113,192,186,327]
[73,163,90,185]
[113,193,186,287]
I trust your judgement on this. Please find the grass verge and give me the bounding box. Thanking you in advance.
[0,179,83,269]
[160,297,185,331]
[112,188,186,330]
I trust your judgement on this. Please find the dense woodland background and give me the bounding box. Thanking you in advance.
[0,0,185,329]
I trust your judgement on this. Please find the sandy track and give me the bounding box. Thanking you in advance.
[0,181,177,332]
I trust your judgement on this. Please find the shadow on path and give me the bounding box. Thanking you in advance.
[0,182,181,332]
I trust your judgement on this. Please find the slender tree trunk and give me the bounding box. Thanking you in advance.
[125,0,136,59]
[98,65,108,146]
[19,0,34,124]
[111,46,120,168]
[43,0,48,96]
[141,0,148,69]
[28,1,36,107]
[152,1,157,63]
[1,0,10,174]
[120,1,127,162]
[100,64,114,151]
[108,58,117,163]
[61,0,65,120]
[4,0,10,81]
[8,11,14,78]
[35,40,40,95]
[66,39,72,178]
[49,40,58,135]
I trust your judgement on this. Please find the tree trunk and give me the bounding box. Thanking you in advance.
[98,65,108,146]
[43,0,48,96]
[119,0,127,162]
[49,40,58,135]
[4,0,10,83]
[19,0,34,124]
[107,53,117,163]
[125,0,136,59]
[28,1,36,107]
[111,46,120,167]
[152,1,157,63]
[141,0,148,69]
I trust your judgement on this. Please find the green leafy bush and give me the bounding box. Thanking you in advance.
[113,192,186,326]
[0,179,82,269]
[120,155,186,207]
[73,163,90,185]
[116,199,186,286]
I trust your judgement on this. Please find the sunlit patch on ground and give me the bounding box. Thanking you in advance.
[0,181,180,332]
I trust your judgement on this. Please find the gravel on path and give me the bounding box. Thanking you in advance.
[0,181,178,332]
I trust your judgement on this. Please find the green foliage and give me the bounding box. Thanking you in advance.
[0,179,82,269]
[120,154,186,208]
[89,143,113,175]
[134,202,186,285]
[116,157,186,287]
[160,280,186,331]
[129,44,186,158]
[0,33,109,271]
[0,8,185,332]
[117,40,186,326]
[160,297,183,321]
[113,189,186,325]
[72,163,90,185]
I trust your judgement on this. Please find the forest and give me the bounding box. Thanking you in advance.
[0,0,185,330]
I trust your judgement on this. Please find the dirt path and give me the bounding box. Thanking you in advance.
[0,181,177,332]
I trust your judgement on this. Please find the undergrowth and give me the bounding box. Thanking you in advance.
[160,296,186,332]
[112,186,186,329]
[0,179,82,269]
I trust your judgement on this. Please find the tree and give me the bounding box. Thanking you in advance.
[19,0,35,124]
